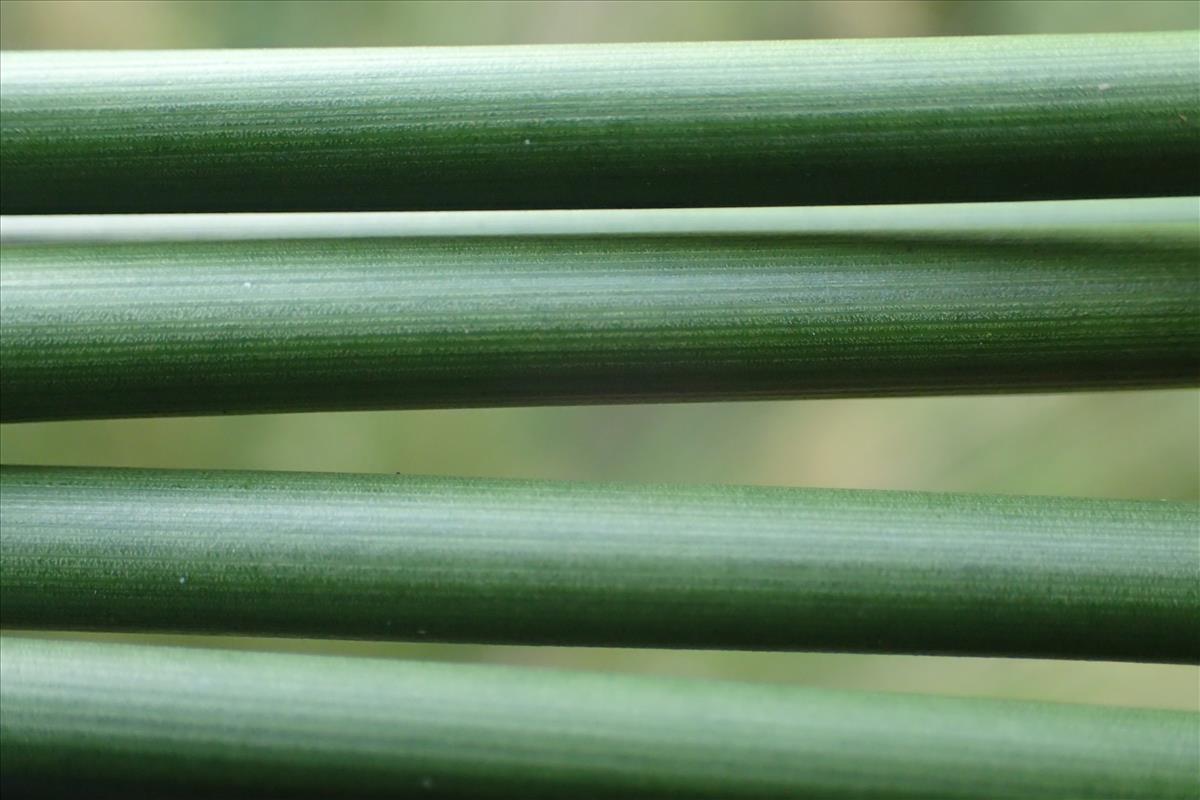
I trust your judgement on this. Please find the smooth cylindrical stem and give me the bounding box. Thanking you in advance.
[3,198,1197,243]
[2,637,1197,799]
[2,466,1196,662]
[2,33,1197,214]
[2,226,1196,421]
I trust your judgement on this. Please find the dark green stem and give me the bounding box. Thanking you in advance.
[2,637,1197,799]
[2,33,1197,213]
[3,221,1196,421]
[2,466,1196,662]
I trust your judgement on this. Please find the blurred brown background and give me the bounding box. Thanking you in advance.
[1,0,1197,710]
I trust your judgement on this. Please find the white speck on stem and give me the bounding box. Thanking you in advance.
[1098,83,1112,91]
[178,575,187,585]
[523,139,531,146]
[417,628,428,636]
[242,281,253,288]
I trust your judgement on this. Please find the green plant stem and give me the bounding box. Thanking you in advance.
[2,466,1196,662]
[2,223,1197,421]
[1,33,1197,214]
[1,197,1196,243]
[1,637,1196,799]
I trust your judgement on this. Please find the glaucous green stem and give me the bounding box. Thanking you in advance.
[2,466,1196,662]
[2,33,1197,213]
[2,224,1196,421]
[2,637,1197,799]
[2,197,1197,244]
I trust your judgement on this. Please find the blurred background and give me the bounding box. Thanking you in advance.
[2,0,1199,46]
[1,0,1197,710]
